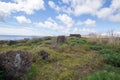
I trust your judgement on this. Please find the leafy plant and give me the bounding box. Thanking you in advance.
[84,71,120,80]
[104,53,120,67]
[100,49,113,54]
[89,46,103,51]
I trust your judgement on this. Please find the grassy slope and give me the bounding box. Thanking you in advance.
[0,37,120,80]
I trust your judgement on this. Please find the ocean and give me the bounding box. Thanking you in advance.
[0,35,41,40]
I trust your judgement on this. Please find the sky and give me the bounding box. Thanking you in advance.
[0,0,120,36]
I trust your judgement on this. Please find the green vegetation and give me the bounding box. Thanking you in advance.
[84,70,120,80]
[0,37,120,80]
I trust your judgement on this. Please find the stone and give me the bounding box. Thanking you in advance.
[43,37,52,40]
[0,50,33,79]
[38,50,49,60]
[57,36,66,44]
[70,34,81,38]
[7,40,17,45]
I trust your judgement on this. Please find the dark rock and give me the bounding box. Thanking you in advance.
[57,36,66,44]
[43,37,52,40]
[38,50,49,60]
[0,50,33,79]
[7,40,17,45]
[70,34,81,38]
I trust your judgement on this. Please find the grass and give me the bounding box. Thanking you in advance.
[0,37,120,80]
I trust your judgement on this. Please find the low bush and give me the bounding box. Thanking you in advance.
[69,38,87,45]
[84,71,120,80]
[100,49,113,54]
[89,46,103,51]
[104,53,120,67]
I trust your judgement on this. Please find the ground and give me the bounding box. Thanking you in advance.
[0,37,120,80]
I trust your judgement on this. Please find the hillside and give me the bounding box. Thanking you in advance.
[0,36,120,80]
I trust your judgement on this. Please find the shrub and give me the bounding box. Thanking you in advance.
[100,49,113,54]
[104,53,120,67]
[26,38,43,45]
[84,71,120,80]
[90,46,103,51]
[70,38,87,45]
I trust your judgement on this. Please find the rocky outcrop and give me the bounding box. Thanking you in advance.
[0,50,33,79]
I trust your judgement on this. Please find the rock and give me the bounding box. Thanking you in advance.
[57,36,66,44]
[43,37,52,40]
[38,50,49,60]
[7,40,17,45]
[70,34,81,38]
[0,50,33,79]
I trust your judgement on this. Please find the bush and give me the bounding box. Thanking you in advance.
[104,53,120,67]
[70,38,87,45]
[100,49,113,54]
[84,71,120,80]
[90,46,103,51]
[26,38,43,45]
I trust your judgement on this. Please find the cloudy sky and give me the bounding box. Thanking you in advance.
[0,0,120,36]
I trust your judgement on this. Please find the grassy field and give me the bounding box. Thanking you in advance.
[0,37,120,80]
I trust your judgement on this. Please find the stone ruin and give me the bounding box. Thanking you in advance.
[0,50,33,80]
[70,34,81,38]
[57,36,66,44]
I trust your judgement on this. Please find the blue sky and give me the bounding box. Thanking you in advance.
[0,0,120,36]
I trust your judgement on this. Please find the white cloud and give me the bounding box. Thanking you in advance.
[48,1,55,9]
[0,27,40,36]
[58,0,103,16]
[76,19,96,26]
[56,14,74,27]
[96,0,120,22]
[49,0,120,22]
[84,19,96,26]
[48,1,60,11]
[80,28,96,33]
[0,0,44,20]
[15,16,31,24]
[35,17,63,30]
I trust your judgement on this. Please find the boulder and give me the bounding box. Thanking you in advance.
[57,36,66,44]
[0,50,32,79]
[7,40,17,45]
[38,50,49,60]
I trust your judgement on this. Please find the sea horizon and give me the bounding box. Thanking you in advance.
[0,35,42,40]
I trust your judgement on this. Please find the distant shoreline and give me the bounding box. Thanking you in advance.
[0,35,42,40]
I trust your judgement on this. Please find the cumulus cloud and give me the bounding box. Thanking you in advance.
[84,19,96,26]
[76,19,96,26]
[0,0,44,21]
[48,1,60,11]
[49,0,103,16]
[35,17,63,30]
[49,0,120,22]
[97,0,120,22]
[56,14,74,27]
[15,16,31,24]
